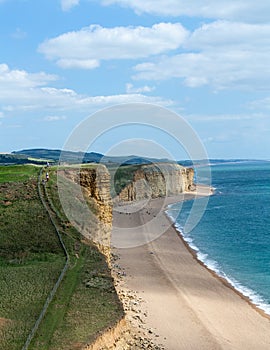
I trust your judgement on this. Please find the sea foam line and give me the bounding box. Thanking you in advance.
[165,210,270,316]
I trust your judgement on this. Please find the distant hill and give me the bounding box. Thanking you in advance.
[12,148,171,165]
[10,148,261,167]
[0,153,50,165]
[13,148,103,164]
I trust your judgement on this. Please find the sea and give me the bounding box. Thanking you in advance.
[167,160,270,315]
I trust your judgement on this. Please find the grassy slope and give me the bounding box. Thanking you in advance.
[0,165,65,350]
[0,165,123,350]
[28,168,123,349]
[0,165,40,183]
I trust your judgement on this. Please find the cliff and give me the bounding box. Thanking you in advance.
[57,165,112,260]
[117,163,195,202]
[56,162,195,256]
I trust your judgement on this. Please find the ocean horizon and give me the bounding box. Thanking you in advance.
[167,160,270,315]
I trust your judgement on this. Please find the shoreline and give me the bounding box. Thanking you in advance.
[165,211,270,322]
[112,188,270,349]
[164,189,270,321]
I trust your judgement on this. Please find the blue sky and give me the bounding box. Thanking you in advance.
[0,0,270,159]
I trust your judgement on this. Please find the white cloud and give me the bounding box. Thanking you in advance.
[133,21,270,90]
[186,21,270,50]
[76,93,172,106]
[126,83,154,93]
[186,114,255,122]
[57,58,100,69]
[0,63,172,114]
[44,115,67,121]
[61,0,80,11]
[39,23,188,69]
[0,63,57,88]
[102,0,270,22]
[5,124,22,129]
[134,51,267,89]
[248,97,270,110]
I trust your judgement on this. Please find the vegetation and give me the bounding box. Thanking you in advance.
[29,240,121,350]
[13,147,170,165]
[0,154,52,166]
[0,164,123,350]
[108,164,141,197]
[29,167,123,349]
[0,165,42,183]
[12,148,103,164]
[0,166,65,350]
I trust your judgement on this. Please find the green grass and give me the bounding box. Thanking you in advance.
[29,242,122,350]
[27,167,123,349]
[0,165,40,183]
[0,167,65,350]
[0,259,65,350]
[0,165,123,350]
[0,180,63,260]
[108,164,141,197]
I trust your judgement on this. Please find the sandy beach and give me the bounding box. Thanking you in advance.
[112,189,270,350]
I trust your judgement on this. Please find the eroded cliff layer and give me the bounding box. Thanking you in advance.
[57,165,112,259]
[118,163,195,202]
[56,162,195,253]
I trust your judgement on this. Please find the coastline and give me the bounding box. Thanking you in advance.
[112,188,270,349]
[166,211,270,322]
[164,190,270,321]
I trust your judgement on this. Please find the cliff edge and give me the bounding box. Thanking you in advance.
[116,163,195,202]
[57,164,112,260]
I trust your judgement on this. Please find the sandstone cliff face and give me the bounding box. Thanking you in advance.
[118,163,195,202]
[57,163,195,255]
[58,165,112,260]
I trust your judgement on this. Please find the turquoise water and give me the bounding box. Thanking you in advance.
[167,161,270,314]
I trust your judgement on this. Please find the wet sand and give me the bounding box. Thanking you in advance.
[112,190,270,350]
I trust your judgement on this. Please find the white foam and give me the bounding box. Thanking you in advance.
[165,211,270,316]
[222,274,270,315]
[166,211,177,223]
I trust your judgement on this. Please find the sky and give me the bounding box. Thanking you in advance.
[0,0,270,159]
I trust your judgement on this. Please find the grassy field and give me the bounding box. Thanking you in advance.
[0,165,65,350]
[0,165,40,183]
[0,165,123,350]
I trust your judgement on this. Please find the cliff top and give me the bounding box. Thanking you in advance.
[140,162,185,173]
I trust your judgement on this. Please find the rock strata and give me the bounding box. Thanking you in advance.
[118,163,195,202]
[57,163,195,349]
[58,165,112,260]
